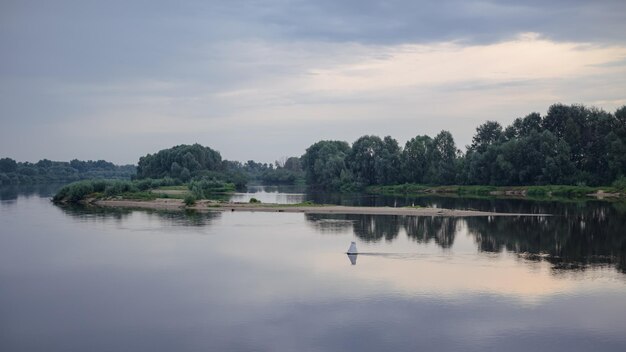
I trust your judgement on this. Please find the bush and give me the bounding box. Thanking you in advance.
[249,197,261,203]
[104,181,138,197]
[53,178,180,203]
[183,194,196,206]
[613,176,626,191]
[135,179,155,191]
[189,177,236,199]
[53,178,207,203]
[53,180,95,203]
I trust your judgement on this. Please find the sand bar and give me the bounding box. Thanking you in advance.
[93,199,550,217]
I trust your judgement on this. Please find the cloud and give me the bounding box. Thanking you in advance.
[306,33,626,93]
[248,0,626,45]
[1,1,625,163]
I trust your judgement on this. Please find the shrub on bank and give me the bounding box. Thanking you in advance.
[104,181,138,196]
[613,176,626,191]
[53,180,96,203]
[188,177,236,199]
[53,178,180,203]
[134,177,180,191]
[183,194,197,206]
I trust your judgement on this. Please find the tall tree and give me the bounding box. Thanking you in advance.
[375,136,402,185]
[346,135,385,186]
[428,131,458,184]
[301,140,350,189]
[136,144,222,179]
[402,135,432,184]
[469,121,503,153]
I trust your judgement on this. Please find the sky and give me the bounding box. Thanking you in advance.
[1,0,626,165]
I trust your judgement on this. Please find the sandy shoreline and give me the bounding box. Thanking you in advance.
[93,199,550,217]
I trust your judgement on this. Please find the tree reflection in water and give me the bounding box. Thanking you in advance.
[49,190,626,275]
[404,216,457,248]
[465,213,626,273]
[58,205,222,227]
[307,209,626,274]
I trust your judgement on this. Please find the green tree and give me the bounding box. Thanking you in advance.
[302,140,351,189]
[136,144,222,180]
[0,158,17,173]
[346,135,384,186]
[375,136,402,185]
[469,121,503,153]
[283,157,302,172]
[504,112,541,139]
[402,135,432,184]
[428,131,458,184]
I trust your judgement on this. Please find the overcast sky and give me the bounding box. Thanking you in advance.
[2,0,626,164]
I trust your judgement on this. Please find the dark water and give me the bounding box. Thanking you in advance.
[1,185,626,351]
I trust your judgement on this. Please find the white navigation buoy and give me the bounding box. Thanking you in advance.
[347,254,358,265]
[347,241,358,254]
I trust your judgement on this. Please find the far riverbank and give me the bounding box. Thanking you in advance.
[366,184,625,200]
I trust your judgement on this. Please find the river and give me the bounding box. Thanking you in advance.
[1,184,626,351]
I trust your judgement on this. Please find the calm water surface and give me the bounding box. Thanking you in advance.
[1,185,626,351]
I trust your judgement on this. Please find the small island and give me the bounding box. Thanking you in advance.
[51,178,550,217]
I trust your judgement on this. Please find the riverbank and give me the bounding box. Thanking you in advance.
[92,198,550,217]
[366,184,625,200]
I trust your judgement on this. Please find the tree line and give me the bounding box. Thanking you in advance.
[134,143,303,189]
[0,158,135,186]
[302,104,626,190]
[6,103,625,189]
[1,145,304,188]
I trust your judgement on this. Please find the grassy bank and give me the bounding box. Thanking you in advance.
[53,177,235,204]
[367,184,625,200]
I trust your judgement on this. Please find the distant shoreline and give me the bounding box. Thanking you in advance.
[366,184,625,200]
[92,199,550,217]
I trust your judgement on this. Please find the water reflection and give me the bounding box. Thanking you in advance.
[307,212,626,274]
[404,216,457,248]
[3,189,626,351]
[61,200,623,275]
[465,215,626,274]
[58,204,222,227]
[58,203,134,221]
[304,214,355,233]
[229,185,306,204]
[5,184,626,274]
[352,214,401,242]
[0,183,64,201]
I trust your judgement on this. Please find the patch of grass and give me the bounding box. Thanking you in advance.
[525,185,619,197]
[366,183,624,200]
[289,201,323,207]
[367,184,429,195]
[454,185,497,195]
[155,185,188,191]
[134,177,181,191]
[118,191,158,200]
[155,192,187,199]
